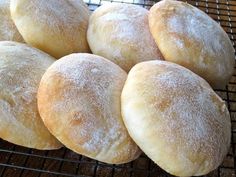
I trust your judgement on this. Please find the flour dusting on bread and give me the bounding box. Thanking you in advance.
[38,53,141,164]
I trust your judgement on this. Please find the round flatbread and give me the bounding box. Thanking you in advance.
[122,60,231,176]
[10,0,90,58]
[0,41,62,149]
[38,53,141,164]
[149,0,235,88]
[87,3,163,72]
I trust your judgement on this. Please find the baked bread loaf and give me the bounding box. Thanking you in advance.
[37,53,141,164]
[87,3,163,72]
[0,41,62,150]
[0,0,23,42]
[149,0,235,88]
[121,60,231,176]
[10,0,90,58]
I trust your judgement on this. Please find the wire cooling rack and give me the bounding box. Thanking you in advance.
[0,0,236,177]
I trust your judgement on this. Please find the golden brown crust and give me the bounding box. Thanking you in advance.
[0,0,24,42]
[0,41,62,150]
[10,0,90,58]
[122,60,231,176]
[38,53,141,164]
[149,0,235,88]
[87,3,163,72]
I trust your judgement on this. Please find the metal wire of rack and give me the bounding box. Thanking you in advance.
[0,0,236,177]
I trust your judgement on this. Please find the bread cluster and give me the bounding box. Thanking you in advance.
[0,0,234,176]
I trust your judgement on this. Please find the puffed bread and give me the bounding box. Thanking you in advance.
[10,0,90,58]
[37,53,141,164]
[149,0,235,88]
[87,3,163,72]
[122,60,231,176]
[0,0,23,42]
[0,41,62,150]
